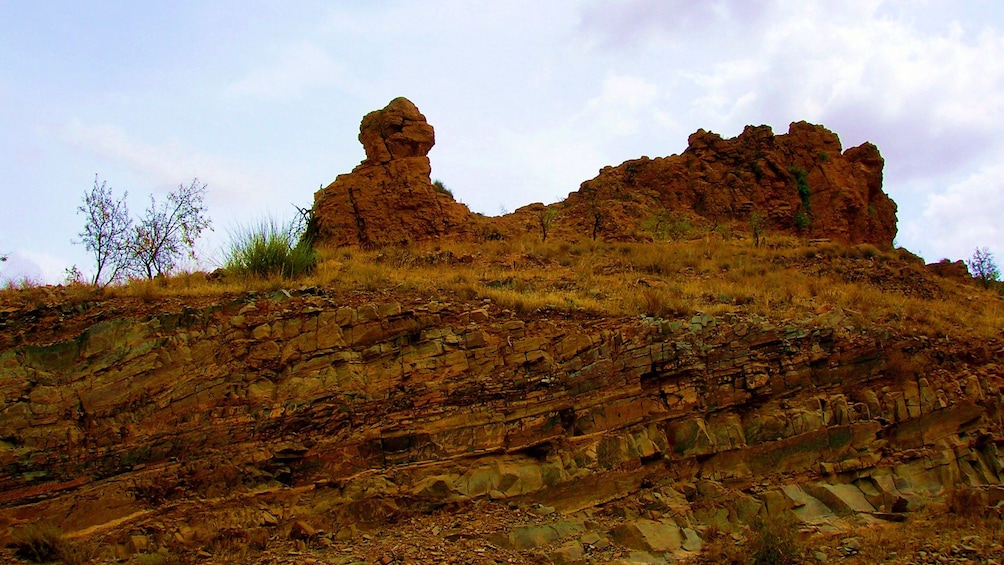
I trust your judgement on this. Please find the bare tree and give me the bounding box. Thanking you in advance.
[967,246,1000,289]
[76,175,132,285]
[132,179,211,279]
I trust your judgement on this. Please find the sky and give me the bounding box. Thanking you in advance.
[2,0,1003,284]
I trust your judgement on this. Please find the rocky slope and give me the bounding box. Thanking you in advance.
[0,100,998,564]
[1,286,1001,562]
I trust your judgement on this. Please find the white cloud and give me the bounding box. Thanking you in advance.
[578,74,661,136]
[902,162,1004,262]
[59,119,267,203]
[0,250,66,285]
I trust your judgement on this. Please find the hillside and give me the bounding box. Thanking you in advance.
[1,99,1002,565]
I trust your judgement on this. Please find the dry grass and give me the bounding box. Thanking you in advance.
[821,495,1004,564]
[7,523,95,565]
[696,515,805,564]
[4,233,1003,339]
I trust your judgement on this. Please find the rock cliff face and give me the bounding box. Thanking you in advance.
[2,294,1001,550]
[563,122,897,247]
[312,97,471,247]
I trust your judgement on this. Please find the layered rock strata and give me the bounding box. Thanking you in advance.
[1,294,1001,545]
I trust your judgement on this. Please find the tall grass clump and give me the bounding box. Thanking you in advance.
[224,217,317,279]
[8,523,93,564]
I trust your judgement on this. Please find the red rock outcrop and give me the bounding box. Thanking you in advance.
[313,97,471,247]
[561,122,898,247]
[927,258,972,281]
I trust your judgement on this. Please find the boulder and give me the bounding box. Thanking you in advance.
[610,519,683,552]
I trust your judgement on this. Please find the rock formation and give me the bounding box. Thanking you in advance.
[561,122,897,247]
[312,97,471,247]
[1,292,1001,558]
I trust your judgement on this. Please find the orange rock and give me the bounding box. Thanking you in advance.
[313,97,471,247]
[561,122,898,247]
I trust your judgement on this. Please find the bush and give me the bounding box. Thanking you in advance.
[747,516,803,565]
[8,523,91,564]
[224,218,317,279]
[432,179,453,198]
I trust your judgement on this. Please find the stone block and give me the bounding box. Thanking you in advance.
[610,519,682,552]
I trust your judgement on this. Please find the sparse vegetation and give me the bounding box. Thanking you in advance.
[75,176,211,284]
[747,516,803,565]
[131,178,212,279]
[223,217,317,279]
[643,209,693,241]
[967,246,1000,289]
[788,165,812,230]
[77,174,134,285]
[13,226,1004,341]
[698,515,803,564]
[749,211,768,248]
[8,523,92,564]
[536,206,560,242]
[432,179,453,198]
[793,212,811,231]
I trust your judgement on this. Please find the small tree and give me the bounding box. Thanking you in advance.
[132,179,211,279]
[537,207,559,242]
[76,175,133,285]
[749,211,768,248]
[967,247,1000,289]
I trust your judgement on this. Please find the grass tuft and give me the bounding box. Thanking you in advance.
[8,523,93,564]
[223,217,317,279]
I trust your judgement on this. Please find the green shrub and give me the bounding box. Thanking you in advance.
[788,165,811,214]
[224,217,317,279]
[432,179,453,198]
[643,210,692,241]
[793,213,811,230]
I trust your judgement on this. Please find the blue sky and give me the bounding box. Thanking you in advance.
[2,0,1003,283]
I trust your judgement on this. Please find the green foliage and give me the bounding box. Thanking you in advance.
[432,179,453,198]
[818,151,830,162]
[224,217,317,279]
[643,209,692,241]
[749,211,768,247]
[788,165,812,231]
[536,207,560,242]
[788,166,811,209]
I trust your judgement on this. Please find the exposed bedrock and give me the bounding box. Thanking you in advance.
[1,295,1001,541]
